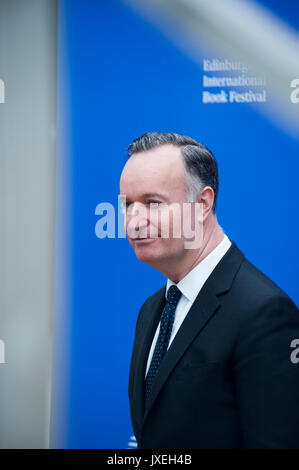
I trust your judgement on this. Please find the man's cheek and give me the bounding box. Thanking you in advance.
[157,212,169,238]
[148,214,160,237]
[168,210,183,239]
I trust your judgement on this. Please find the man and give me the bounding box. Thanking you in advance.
[120,132,299,449]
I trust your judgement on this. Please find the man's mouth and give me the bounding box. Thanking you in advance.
[130,232,160,239]
[133,238,158,245]
[131,235,160,242]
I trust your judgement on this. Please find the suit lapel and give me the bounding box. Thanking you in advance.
[143,285,220,421]
[132,287,166,427]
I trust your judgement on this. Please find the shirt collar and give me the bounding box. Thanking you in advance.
[166,234,232,302]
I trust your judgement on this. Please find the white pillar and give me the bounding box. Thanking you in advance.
[0,0,57,448]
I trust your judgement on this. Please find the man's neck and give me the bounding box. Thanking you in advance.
[160,220,225,283]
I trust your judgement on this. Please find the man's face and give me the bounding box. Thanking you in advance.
[120,144,196,267]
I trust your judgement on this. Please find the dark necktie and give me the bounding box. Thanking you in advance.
[145,285,182,405]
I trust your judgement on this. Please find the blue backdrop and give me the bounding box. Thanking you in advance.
[51,0,299,448]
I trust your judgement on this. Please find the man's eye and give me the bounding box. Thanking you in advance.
[147,200,161,206]
[125,202,135,210]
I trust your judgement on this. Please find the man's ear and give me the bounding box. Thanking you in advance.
[196,186,214,219]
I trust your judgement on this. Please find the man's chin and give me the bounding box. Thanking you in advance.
[132,238,162,262]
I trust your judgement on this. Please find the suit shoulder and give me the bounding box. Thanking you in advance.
[233,256,298,309]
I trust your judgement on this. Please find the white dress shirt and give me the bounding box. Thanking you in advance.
[145,234,232,377]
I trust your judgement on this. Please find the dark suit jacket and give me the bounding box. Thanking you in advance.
[128,240,299,449]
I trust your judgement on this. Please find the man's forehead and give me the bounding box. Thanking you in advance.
[121,144,184,181]
[130,143,182,164]
[119,144,187,202]
[120,166,172,198]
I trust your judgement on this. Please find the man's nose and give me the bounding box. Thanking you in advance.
[127,202,149,231]
[134,217,148,231]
